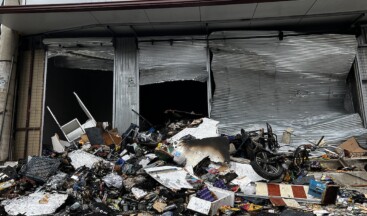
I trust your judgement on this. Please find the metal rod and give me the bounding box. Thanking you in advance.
[131,109,153,127]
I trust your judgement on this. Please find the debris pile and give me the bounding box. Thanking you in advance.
[1,113,367,215]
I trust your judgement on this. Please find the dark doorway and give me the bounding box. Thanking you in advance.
[140,81,208,128]
[42,58,113,148]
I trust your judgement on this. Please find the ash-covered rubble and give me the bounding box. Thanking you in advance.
[0,117,367,216]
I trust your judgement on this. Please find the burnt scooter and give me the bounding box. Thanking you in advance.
[236,123,322,180]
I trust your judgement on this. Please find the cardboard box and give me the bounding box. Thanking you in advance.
[338,137,367,158]
[308,180,326,199]
[308,180,339,205]
[187,186,234,215]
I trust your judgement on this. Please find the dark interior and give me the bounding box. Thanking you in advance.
[139,81,208,128]
[42,58,113,148]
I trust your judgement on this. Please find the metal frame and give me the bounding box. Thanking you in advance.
[206,35,212,117]
[40,50,48,155]
[353,56,367,128]
[47,92,96,142]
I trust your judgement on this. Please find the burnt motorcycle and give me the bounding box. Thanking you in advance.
[235,124,323,180]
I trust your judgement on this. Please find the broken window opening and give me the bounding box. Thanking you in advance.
[42,58,113,151]
[139,81,208,130]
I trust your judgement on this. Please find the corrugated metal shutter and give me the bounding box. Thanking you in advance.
[209,31,366,145]
[138,39,208,85]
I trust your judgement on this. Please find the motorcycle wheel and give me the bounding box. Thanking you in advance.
[250,150,284,180]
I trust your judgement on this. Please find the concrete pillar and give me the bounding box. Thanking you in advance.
[113,38,139,133]
[0,0,19,161]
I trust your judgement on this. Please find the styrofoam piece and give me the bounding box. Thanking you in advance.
[51,134,66,153]
[231,176,256,195]
[121,154,131,161]
[2,161,18,168]
[168,118,219,145]
[2,192,68,216]
[131,187,148,200]
[187,185,234,216]
[144,166,193,190]
[102,173,123,189]
[229,162,266,182]
[68,150,105,169]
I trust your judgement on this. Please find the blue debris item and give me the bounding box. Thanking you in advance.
[308,179,326,198]
[148,127,155,133]
[226,135,236,142]
[213,179,228,190]
[162,211,174,216]
[115,158,125,166]
[197,187,217,202]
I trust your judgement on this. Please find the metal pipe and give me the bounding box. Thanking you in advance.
[23,41,35,159]
[39,50,48,156]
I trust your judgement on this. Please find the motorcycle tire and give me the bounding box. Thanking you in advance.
[250,150,284,180]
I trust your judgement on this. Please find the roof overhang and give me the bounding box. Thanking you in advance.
[0,0,366,36]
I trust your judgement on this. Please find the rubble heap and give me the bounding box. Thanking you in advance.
[0,117,367,216]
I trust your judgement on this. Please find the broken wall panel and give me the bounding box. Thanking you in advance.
[138,38,208,85]
[14,49,45,159]
[114,38,139,133]
[45,38,114,71]
[209,31,366,145]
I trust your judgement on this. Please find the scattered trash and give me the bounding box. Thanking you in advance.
[339,137,367,157]
[153,200,167,213]
[144,166,194,190]
[131,187,148,200]
[0,115,366,215]
[168,118,219,144]
[20,157,60,182]
[281,128,294,144]
[187,186,234,215]
[2,192,68,215]
[68,149,105,169]
[51,133,70,153]
[308,179,339,204]
[102,172,123,189]
[0,179,15,191]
